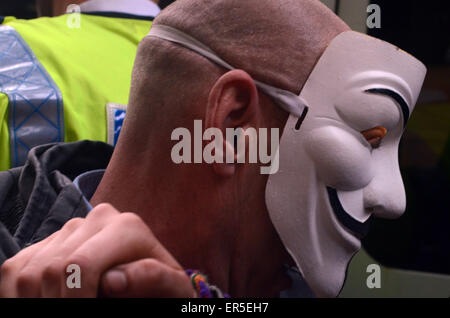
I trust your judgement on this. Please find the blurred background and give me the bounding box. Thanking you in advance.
[1,0,449,297]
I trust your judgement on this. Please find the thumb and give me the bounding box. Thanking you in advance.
[99,259,197,298]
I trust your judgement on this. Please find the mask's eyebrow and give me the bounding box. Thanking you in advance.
[365,88,410,128]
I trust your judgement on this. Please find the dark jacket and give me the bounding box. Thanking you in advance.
[0,141,113,266]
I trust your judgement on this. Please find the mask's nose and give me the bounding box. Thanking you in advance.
[363,151,406,219]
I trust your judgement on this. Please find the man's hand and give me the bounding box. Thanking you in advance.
[0,203,196,298]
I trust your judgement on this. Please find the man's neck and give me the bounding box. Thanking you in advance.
[90,158,233,292]
[90,156,290,297]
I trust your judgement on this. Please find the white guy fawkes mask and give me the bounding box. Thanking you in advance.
[147,26,427,298]
[265,32,426,297]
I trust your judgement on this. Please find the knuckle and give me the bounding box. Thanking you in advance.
[64,255,98,293]
[16,268,40,292]
[42,259,65,282]
[0,259,15,277]
[94,203,117,214]
[119,212,146,229]
[66,253,90,272]
[140,259,160,275]
[87,203,119,220]
[118,213,155,241]
[62,217,84,231]
[132,259,162,283]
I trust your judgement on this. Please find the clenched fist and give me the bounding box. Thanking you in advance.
[0,203,196,298]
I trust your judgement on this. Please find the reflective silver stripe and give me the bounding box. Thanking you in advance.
[0,25,64,167]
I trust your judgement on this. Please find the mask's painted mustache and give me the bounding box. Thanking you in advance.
[326,187,372,239]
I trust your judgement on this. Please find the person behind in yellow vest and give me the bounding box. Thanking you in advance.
[0,0,161,170]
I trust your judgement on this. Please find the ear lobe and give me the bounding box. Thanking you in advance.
[205,70,260,177]
[212,141,236,177]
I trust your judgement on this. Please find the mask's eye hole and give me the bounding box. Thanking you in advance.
[361,126,387,148]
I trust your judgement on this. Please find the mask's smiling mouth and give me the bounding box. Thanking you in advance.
[326,187,372,239]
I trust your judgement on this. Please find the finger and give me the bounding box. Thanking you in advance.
[1,223,62,272]
[39,257,69,298]
[0,229,62,298]
[61,212,181,297]
[32,204,119,270]
[1,204,121,298]
[16,218,84,297]
[100,259,196,298]
[26,205,119,297]
[51,204,120,255]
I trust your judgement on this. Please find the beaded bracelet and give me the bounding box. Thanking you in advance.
[185,269,230,298]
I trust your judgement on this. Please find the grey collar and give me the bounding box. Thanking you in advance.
[73,169,106,211]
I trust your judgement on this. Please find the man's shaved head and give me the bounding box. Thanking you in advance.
[153,0,349,93]
[124,0,349,149]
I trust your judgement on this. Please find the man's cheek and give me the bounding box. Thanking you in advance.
[304,126,374,190]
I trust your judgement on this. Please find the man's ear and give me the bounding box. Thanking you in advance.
[204,70,260,177]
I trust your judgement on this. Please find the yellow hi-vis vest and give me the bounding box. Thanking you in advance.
[0,13,153,170]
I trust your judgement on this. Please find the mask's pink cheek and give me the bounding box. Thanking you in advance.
[304,126,374,191]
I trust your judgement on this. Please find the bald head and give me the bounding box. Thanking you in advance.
[124,0,349,148]
[153,0,349,93]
